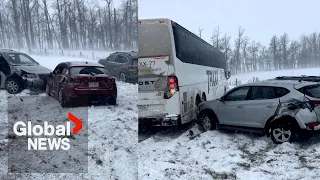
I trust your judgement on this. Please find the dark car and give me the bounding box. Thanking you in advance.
[46,61,117,107]
[98,51,138,83]
[0,49,51,94]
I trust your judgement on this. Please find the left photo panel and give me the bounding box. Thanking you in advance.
[0,0,138,179]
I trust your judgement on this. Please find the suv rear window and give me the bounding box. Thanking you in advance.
[299,85,320,98]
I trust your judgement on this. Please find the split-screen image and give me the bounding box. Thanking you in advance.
[1,0,320,179]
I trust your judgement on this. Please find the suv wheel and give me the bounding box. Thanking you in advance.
[5,78,22,94]
[270,122,294,144]
[199,111,219,131]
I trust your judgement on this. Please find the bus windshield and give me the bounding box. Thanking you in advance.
[138,19,173,58]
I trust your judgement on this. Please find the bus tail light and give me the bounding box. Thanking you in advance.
[164,76,179,99]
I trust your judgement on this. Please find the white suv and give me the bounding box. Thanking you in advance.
[198,80,320,144]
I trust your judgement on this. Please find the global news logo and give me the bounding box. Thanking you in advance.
[12,112,82,151]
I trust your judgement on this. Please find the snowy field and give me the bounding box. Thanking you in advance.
[139,68,320,180]
[0,56,138,179]
[228,68,320,88]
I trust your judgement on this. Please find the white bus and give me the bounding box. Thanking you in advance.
[138,18,230,127]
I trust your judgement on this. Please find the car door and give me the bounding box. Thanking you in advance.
[114,54,130,77]
[216,86,250,126]
[104,54,117,76]
[245,86,280,128]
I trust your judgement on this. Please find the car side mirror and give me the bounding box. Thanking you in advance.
[219,97,225,102]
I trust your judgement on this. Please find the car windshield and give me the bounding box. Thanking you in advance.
[1,53,38,66]
[70,66,107,76]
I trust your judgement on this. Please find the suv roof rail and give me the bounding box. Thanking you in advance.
[274,76,320,82]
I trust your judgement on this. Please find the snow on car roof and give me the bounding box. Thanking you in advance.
[239,79,320,89]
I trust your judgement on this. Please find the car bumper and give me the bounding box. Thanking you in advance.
[22,78,46,90]
[139,114,181,126]
[305,124,320,130]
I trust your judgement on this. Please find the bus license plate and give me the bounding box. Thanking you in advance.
[89,82,99,87]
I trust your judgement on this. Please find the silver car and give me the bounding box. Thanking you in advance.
[197,80,320,144]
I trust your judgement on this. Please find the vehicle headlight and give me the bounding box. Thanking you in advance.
[22,73,38,79]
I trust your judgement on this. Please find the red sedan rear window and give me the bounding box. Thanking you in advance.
[70,67,107,76]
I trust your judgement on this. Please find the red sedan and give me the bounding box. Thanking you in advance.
[46,61,117,107]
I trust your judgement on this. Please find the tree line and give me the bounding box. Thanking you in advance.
[0,0,138,51]
[199,26,320,74]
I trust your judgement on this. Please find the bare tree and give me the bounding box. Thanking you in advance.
[210,26,221,50]
[198,27,203,38]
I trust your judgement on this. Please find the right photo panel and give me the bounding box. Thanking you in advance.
[138,0,320,179]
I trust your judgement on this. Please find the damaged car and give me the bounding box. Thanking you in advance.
[0,49,51,94]
[46,61,117,107]
[197,80,320,144]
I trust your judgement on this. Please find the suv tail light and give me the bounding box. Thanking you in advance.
[307,122,320,127]
[311,100,320,107]
[164,76,179,99]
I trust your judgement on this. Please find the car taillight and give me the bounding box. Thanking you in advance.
[311,100,320,107]
[307,122,320,127]
[164,76,179,99]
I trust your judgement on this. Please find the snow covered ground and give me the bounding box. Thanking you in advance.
[139,68,320,180]
[0,56,138,179]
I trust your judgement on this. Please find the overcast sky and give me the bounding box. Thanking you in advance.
[138,0,320,46]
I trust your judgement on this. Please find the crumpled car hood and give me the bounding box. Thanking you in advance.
[16,65,52,74]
